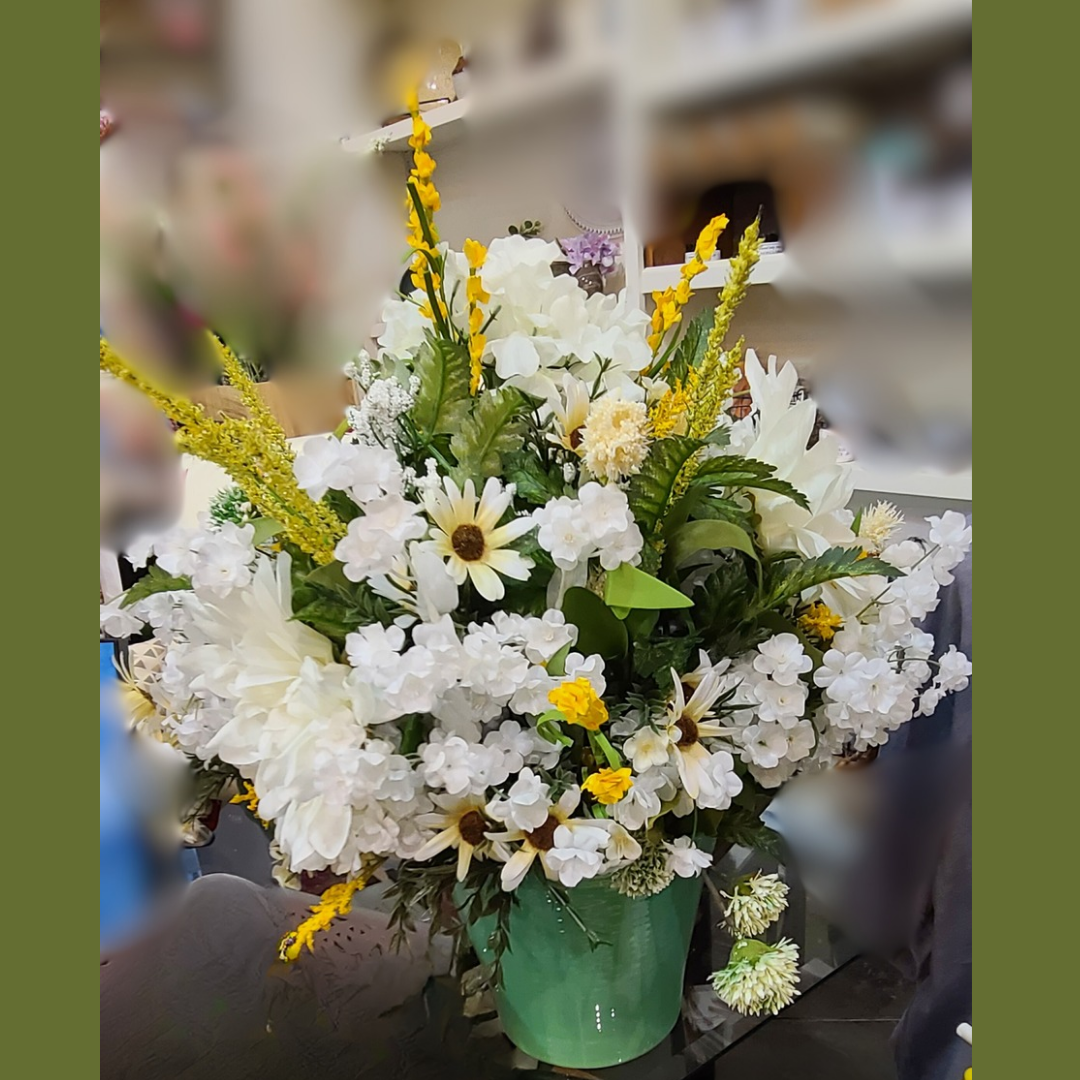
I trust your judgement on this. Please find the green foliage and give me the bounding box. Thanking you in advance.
[503,449,568,507]
[604,562,694,611]
[690,454,810,509]
[120,564,192,607]
[666,309,711,384]
[450,387,527,483]
[632,633,701,683]
[410,337,472,436]
[251,517,283,546]
[663,519,758,576]
[755,546,900,614]
[562,586,628,659]
[287,550,397,645]
[626,436,703,537]
[208,485,252,526]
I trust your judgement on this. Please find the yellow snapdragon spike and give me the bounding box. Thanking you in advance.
[464,238,488,269]
[463,236,489,393]
[647,214,729,357]
[278,856,384,963]
[230,782,271,830]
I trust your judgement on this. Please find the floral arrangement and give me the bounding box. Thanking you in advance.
[99,93,971,1012]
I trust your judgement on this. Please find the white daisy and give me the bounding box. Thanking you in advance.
[423,476,535,601]
[413,793,495,881]
[661,669,738,801]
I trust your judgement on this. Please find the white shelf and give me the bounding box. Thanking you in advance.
[851,464,971,502]
[640,0,971,110]
[641,252,788,294]
[342,99,469,155]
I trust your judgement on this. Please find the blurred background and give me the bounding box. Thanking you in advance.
[101,0,971,527]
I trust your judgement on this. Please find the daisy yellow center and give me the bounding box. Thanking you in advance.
[451,523,486,561]
[458,810,489,846]
[675,715,700,746]
[525,814,560,852]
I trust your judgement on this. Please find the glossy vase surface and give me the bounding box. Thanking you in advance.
[460,871,703,1068]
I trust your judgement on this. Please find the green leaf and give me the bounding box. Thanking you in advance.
[304,560,354,592]
[450,387,526,482]
[664,519,758,575]
[562,587,628,659]
[666,309,711,384]
[755,546,900,613]
[251,517,283,546]
[603,563,694,610]
[503,449,567,506]
[588,731,623,770]
[546,643,571,677]
[119,565,192,607]
[410,338,472,436]
[632,634,700,682]
[626,436,703,536]
[537,718,573,748]
[691,454,810,509]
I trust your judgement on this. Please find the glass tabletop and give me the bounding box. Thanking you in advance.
[433,846,858,1079]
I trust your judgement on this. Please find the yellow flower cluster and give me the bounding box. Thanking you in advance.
[648,371,696,439]
[647,214,729,355]
[99,336,345,563]
[230,782,270,830]
[463,238,490,393]
[686,218,761,441]
[404,91,448,327]
[797,602,844,644]
[548,678,609,731]
[278,856,384,962]
[582,767,634,805]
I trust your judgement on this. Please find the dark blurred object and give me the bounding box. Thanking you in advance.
[645,180,782,266]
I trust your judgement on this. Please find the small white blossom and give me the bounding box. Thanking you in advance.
[663,836,713,878]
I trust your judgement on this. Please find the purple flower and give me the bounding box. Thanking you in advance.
[559,232,620,275]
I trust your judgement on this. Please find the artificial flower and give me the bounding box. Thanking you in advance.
[580,393,652,483]
[582,767,634,805]
[858,500,904,554]
[663,836,713,878]
[423,476,535,601]
[487,786,601,890]
[413,793,495,880]
[548,677,609,730]
[722,872,790,937]
[710,938,801,1016]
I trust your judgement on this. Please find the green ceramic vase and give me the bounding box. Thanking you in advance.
[460,870,704,1068]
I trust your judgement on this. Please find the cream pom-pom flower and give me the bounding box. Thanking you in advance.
[580,393,651,483]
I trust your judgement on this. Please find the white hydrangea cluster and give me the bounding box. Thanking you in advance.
[376,235,652,403]
[532,482,644,597]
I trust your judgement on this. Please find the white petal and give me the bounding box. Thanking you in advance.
[467,561,506,601]
[485,548,533,582]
